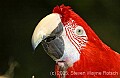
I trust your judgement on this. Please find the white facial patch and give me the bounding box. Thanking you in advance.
[55,19,88,67]
[64,19,88,52]
[55,27,80,67]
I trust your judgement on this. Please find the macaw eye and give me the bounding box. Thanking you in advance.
[76,29,83,35]
[75,26,84,35]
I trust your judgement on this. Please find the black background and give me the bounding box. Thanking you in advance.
[0,0,120,78]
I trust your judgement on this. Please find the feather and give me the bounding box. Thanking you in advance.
[53,5,120,78]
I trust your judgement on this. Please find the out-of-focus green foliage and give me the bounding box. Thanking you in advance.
[0,0,120,78]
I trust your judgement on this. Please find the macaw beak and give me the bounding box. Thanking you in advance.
[32,13,80,67]
[32,13,64,60]
[32,13,61,49]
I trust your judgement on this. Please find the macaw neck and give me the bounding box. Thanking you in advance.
[65,41,120,78]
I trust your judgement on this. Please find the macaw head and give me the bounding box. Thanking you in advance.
[32,5,102,69]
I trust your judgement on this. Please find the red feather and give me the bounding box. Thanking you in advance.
[53,5,120,78]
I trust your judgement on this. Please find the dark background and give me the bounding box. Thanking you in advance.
[0,0,120,78]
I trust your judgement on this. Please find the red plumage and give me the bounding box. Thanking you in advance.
[53,5,120,78]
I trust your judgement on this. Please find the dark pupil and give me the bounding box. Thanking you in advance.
[78,29,81,32]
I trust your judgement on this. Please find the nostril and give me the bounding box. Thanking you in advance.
[45,36,56,42]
